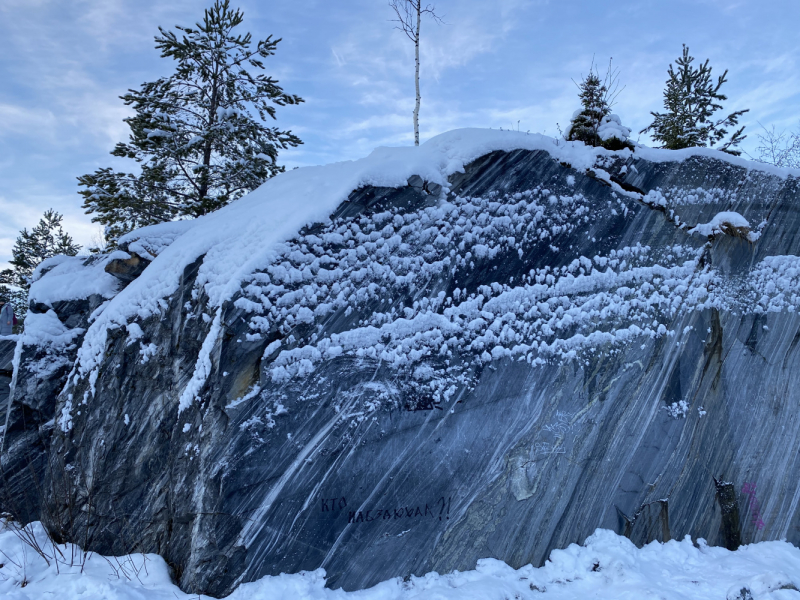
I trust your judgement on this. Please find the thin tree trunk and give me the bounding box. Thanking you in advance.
[413,2,421,147]
[199,87,216,206]
[199,71,220,210]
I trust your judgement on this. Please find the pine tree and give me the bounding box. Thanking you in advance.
[0,210,81,321]
[641,45,748,155]
[79,0,304,245]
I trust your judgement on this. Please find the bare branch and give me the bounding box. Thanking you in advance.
[388,0,417,41]
[421,4,445,25]
[749,121,800,168]
[601,58,625,109]
[389,1,443,40]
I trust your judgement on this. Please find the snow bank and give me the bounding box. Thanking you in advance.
[635,143,800,178]
[1,521,798,600]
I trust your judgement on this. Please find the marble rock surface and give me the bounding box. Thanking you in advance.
[0,339,14,442]
[2,146,800,596]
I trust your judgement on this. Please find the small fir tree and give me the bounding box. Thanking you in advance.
[567,72,610,147]
[641,45,748,154]
[566,60,632,151]
[0,210,81,322]
[79,0,304,245]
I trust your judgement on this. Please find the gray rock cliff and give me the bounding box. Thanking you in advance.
[2,132,800,596]
[0,338,14,432]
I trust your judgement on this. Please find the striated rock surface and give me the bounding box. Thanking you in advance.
[0,255,118,523]
[0,338,15,441]
[2,130,800,596]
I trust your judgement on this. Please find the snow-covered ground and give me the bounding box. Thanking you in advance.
[1,521,798,600]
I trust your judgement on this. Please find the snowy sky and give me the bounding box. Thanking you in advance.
[1,0,798,267]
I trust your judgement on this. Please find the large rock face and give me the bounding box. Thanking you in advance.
[2,130,800,596]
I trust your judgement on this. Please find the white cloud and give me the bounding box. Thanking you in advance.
[0,104,58,140]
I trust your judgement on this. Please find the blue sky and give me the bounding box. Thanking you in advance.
[1,0,798,267]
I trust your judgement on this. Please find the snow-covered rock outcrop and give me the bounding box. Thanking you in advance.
[597,113,633,146]
[2,129,800,596]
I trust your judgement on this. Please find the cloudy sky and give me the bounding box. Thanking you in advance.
[1,0,798,267]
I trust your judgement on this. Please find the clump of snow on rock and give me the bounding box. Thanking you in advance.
[750,256,800,313]
[597,114,632,144]
[2,520,799,600]
[664,400,690,419]
[29,254,119,307]
[689,211,753,240]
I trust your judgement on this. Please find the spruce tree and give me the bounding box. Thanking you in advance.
[641,45,748,155]
[79,0,304,245]
[0,209,81,321]
[566,60,632,151]
[566,72,610,147]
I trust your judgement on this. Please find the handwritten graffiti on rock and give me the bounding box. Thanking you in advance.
[321,497,348,512]
[742,482,765,530]
[534,410,574,456]
[542,412,572,437]
[340,496,451,524]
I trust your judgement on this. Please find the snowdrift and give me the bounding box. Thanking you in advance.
[1,521,799,600]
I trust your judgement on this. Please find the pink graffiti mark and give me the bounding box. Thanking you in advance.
[742,482,765,530]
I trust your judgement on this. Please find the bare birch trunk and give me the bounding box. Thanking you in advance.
[413,2,421,146]
[390,0,440,146]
